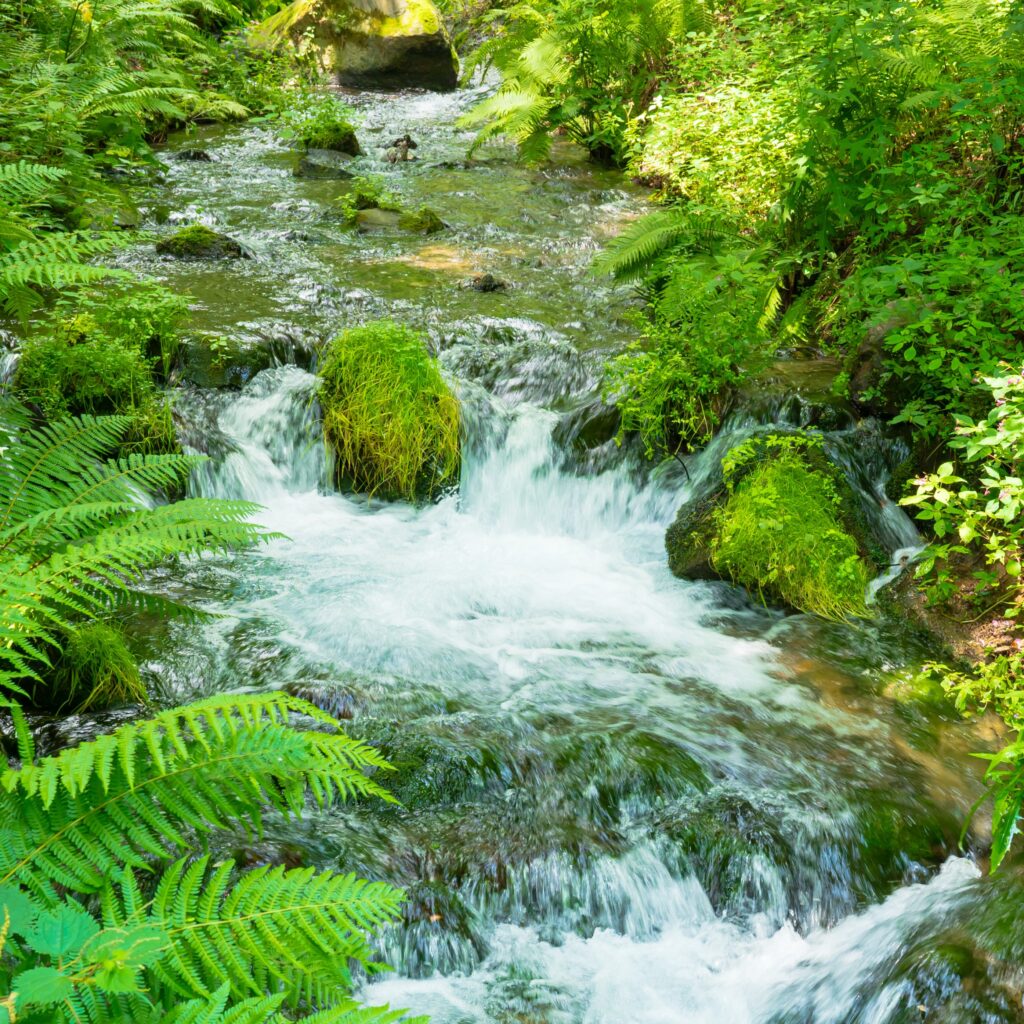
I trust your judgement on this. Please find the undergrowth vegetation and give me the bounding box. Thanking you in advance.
[318,321,461,502]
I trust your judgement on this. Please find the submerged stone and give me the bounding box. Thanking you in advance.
[176,334,273,389]
[294,148,356,179]
[155,224,245,260]
[174,148,213,162]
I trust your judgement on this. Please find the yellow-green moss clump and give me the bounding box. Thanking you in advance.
[317,320,460,501]
[711,435,870,621]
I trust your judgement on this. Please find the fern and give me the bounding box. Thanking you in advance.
[0,695,419,1024]
[0,403,272,703]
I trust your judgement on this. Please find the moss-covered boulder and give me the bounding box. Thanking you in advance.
[254,0,458,91]
[155,224,245,260]
[176,335,274,389]
[317,320,460,501]
[666,433,878,620]
[398,206,445,233]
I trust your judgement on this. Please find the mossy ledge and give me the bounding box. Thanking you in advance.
[317,320,460,502]
[155,224,246,260]
[666,433,876,621]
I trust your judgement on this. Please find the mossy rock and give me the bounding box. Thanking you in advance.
[256,0,458,91]
[666,433,877,620]
[176,335,274,389]
[354,207,403,232]
[302,122,361,156]
[155,224,245,260]
[398,206,445,234]
[317,320,460,502]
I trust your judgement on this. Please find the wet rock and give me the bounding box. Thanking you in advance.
[664,490,724,581]
[155,224,246,260]
[665,430,884,612]
[285,679,363,720]
[173,148,213,162]
[469,273,507,293]
[353,206,444,234]
[845,299,927,416]
[176,334,273,388]
[385,134,418,164]
[398,207,445,234]
[294,148,356,180]
[354,207,403,232]
[258,0,458,92]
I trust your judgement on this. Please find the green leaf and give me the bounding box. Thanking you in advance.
[0,884,37,935]
[13,966,73,1007]
[26,905,99,956]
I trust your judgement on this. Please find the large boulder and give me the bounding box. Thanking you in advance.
[666,432,881,620]
[255,0,458,91]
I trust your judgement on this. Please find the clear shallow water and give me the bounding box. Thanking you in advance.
[137,85,1024,1023]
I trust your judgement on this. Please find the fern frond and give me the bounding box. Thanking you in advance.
[132,857,403,1003]
[0,693,394,900]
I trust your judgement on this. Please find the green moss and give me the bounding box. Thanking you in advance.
[155,224,244,260]
[398,206,445,234]
[317,320,460,501]
[53,623,146,712]
[711,435,871,621]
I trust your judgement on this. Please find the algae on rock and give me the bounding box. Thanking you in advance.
[317,320,460,501]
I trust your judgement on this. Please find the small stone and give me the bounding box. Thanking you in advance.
[174,149,213,162]
[470,273,506,293]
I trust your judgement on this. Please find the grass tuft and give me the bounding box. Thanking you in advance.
[54,622,147,711]
[318,320,460,502]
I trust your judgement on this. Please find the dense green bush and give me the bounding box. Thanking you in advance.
[13,312,176,453]
[711,436,870,621]
[318,321,461,502]
[460,0,714,163]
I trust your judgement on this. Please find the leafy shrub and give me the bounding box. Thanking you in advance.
[711,435,870,621]
[460,0,715,163]
[318,321,460,502]
[56,280,190,379]
[14,314,153,418]
[600,213,784,456]
[841,214,1024,439]
[282,93,361,154]
[902,367,1024,611]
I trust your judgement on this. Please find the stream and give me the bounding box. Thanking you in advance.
[118,82,1024,1023]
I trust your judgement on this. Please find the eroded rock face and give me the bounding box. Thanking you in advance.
[285,0,458,91]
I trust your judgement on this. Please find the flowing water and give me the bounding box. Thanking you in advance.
[124,83,1024,1023]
